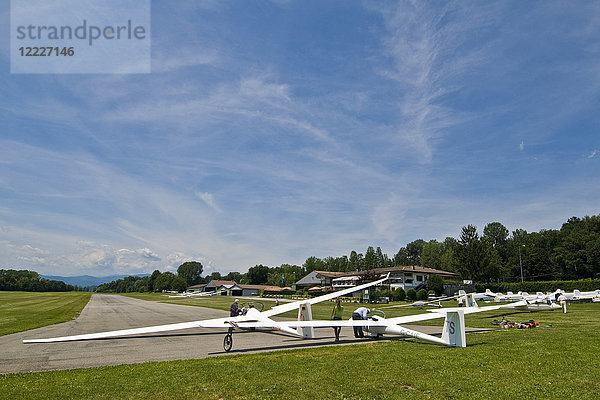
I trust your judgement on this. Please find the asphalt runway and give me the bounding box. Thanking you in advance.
[0,294,474,374]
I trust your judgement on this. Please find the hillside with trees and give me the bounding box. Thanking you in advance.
[0,270,78,292]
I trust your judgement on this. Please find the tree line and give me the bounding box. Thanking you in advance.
[429,215,600,283]
[299,214,600,283]
[0,269,79,292]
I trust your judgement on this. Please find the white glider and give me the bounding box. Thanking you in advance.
[23,274,389,350]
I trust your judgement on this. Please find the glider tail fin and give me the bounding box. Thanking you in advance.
[441,310,466,347]
[296,301,315,338]
[465,293,478,308]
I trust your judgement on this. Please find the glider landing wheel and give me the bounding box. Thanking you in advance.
[223,333,233,352]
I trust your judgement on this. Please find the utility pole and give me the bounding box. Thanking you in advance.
[518,245,525,283]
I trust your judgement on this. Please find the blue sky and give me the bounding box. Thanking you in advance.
[1,1,599,277]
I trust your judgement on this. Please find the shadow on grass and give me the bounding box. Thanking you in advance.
[209,333,415,355]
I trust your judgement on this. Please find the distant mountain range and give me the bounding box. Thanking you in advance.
[41,274,150,288]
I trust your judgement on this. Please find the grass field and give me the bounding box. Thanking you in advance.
[0,291,91,336]
[1,292,599,398]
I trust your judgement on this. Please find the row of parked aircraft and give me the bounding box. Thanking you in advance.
[471,288,600,304]
[167,291,221,298]
[22,274,569,352]
[384,290,566,312]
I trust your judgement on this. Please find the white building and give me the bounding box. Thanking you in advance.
[328,266,458,291]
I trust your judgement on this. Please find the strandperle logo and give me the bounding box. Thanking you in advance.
[15,19,147,47]
[11,0,151,74]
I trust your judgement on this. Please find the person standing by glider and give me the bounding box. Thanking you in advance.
[352,306,370,338]
[331,299,343,342]
[230,299,240,317]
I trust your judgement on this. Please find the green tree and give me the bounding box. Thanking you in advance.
[438,237,459,272]
[406,288,417,301]
[406,240,425,265]
[426,274,444,296]
[421,240,442,268]
[323,256,349,272]
[483,222,509,248]
[154,272,176,292]
[171,276,188,292]
[303,256,326,274]
[364,246,377,270]
[376,247,389,269]
[149,270,161,292]
[455,225,482,280]
[416,288,428,301]
[280,264,304,285]
[246,264,270,285]
[393,247,410,266]
[455,225,501,282]
[394,240,432,267]
[133,277,150,292]
[223,271,244,283]
[553,216,600,279]
[349,251,363,270]
[177,261,204,286]
[208,272,222,281]
[483,222,510,270]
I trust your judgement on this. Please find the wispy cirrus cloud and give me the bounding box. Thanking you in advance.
[370,1,494,162]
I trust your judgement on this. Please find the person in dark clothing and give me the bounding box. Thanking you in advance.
[230,299,240,317]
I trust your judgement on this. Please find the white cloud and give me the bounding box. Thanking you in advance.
[195,192,221,212]
[520,141,525,151]
[588,150,597,159]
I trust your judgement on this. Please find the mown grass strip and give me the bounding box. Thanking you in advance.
[0,291,91,336]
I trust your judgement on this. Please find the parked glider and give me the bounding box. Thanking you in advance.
[168,291,222,298]
[553,289,600,302]
[380,295,457,309]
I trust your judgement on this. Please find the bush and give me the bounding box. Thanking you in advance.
[393,287,406,301]
[417,289,428,300]
[376,288,393,300]
[406,288,417,301]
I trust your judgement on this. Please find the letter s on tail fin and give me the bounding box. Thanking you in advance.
[441,310,466,347]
